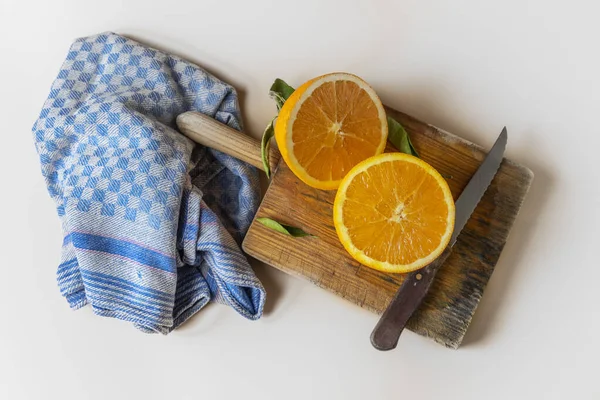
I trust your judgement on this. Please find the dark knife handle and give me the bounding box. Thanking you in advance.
[370,246,453,351]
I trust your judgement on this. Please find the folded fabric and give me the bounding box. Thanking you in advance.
[32,32,266,333]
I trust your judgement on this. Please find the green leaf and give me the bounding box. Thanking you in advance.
[261,117,276,178]
[269,79,295,111]
[261,79,296,178]
[256,217,315,237]
[387,116,419,157]
[283,226,314,237]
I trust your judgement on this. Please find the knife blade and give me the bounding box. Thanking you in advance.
[370,127,508,351]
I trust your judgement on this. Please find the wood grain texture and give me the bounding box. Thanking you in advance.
[177,111,280,172]
[242,107,534,349]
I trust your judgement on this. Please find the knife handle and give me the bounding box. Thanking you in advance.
[176,111,280,173]
[370,246,453,351]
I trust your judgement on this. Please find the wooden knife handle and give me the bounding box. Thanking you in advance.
[370,246,453,351]
[176,111,280,173]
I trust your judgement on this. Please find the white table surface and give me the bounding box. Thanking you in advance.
[1,1,598,399]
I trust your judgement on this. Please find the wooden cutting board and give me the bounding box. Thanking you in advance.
[241,107,533,349]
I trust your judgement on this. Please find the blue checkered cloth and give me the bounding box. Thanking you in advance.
[32,32,266,333]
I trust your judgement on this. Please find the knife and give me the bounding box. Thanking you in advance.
[370,127,508,351]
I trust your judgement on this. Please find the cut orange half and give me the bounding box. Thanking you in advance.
[275,73,388,190]
[333,153,455,273]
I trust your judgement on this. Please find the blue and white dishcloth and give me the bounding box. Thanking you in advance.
[32,32,266,333]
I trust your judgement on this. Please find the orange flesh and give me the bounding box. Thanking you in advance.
[341,160,451,265]
[292,81,383,181]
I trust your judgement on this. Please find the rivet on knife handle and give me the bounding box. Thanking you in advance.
[371,247,453,351]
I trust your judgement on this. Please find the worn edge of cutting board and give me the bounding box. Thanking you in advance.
[242,107,534,349]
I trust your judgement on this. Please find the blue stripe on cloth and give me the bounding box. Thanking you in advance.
[68,232,176,272]
[65,290,87,309]
[171,296,210,331]
[196,242,249,263]
[173,290,204,315]
[57,259,79,280]
[57,271,80,287]
[58,275,83,296]
[150,265,210,330]
[191,238,245,254]
[202,252,260,317]
[199,248,256,280]
[173,293,209,319]
[135,325,158,333]
[171,274,200,294]
[202,258,255,281]
[56,258,85,298]
[174,275,206,298]
[173,281,210,316]
[80,269,174,302]
[82,282,170,318]
[63,235,73,246]
[57,258,78,272]
[80,274,172,311]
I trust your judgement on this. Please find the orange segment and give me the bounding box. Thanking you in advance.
[333,153,455,273]
[275,73,388,190]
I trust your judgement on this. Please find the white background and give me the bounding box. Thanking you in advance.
[1,1,598,399]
